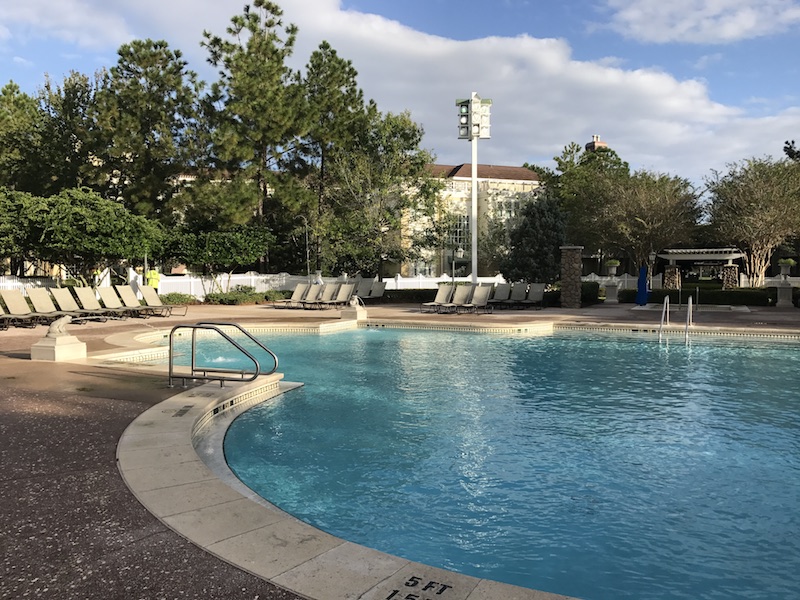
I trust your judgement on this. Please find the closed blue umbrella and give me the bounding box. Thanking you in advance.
[636,265,649,305]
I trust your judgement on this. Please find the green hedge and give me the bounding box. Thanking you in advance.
[203,286,284,305]
[384,289,438,304]
[617,287,784,306]
[159,292,199,305]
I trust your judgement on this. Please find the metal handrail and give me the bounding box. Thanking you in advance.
[658,296,670,342]
[168,322,278,388]
[685,296,693,344]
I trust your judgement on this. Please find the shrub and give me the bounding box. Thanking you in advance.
[619,287,774,306]
[581,281,601,305]
[384,289,437,303]
[203,286,283,305]
[159,292,197,305]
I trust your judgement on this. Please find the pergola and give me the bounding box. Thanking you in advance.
[656,248,745,264]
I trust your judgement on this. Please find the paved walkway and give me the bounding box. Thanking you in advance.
[2,301,799,599]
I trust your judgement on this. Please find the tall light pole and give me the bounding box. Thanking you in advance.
[456,92,491,284]
[296,215,310,277]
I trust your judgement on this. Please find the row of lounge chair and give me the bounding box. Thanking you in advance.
[420,282,546,314]
[273,280,386,310]
[0,284,187,329]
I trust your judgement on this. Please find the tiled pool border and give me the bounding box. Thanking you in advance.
[111,318,800,600]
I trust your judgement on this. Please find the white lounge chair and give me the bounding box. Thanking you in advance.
[439,284,476,314]
[273,283,309,309]
[459,284,494,314]
[73,287,129,319]
[421,284,454,313]
[140,285,189,316]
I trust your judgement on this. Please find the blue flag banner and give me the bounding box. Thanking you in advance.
[636,265,649,306]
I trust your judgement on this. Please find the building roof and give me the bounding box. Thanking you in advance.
[657,248,745,261]
[430,164,540,182]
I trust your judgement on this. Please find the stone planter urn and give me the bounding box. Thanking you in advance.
[607,265,618,276]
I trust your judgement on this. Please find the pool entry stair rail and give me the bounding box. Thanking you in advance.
[658,296,694,344]
[685,296,693,344]
[168,322,278,388]
[658,296,670,342]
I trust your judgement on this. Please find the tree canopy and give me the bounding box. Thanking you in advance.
[500,189,565,283]
[706,157,800,286]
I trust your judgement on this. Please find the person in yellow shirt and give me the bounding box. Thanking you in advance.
[146,267,160,291]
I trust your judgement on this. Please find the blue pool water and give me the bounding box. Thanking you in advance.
[211,329,800,600]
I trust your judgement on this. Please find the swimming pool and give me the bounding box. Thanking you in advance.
[206,329,800,600]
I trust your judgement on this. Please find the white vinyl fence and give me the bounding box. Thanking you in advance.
[156,272,507,300]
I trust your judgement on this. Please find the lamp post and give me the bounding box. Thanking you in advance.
[452,247,464,285]
[296,215,310,277]
[649,251,657,290]
[456,92,491,285]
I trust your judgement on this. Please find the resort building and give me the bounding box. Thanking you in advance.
[403,163,541,277]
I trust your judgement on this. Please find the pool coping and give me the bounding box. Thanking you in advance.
[111,317,800,600]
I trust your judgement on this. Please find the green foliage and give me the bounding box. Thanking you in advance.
[581,281,601,304]
[0,187,27,257]
[603,170,700,268]
[159,292,198,305]
[329,108,440,277]
[203,285,280,305]
[706,157,800,287]
[2,187,162,279]
[90,39,202,220]
[500,189,565,284]
[201,0,306,242]
[33,72,99,197]
[618,287,775,306]
[555,142,630,251]
[0,82,41,191]
[384,289,439,304]
[169,176,261,232]
[786,140,799,161]
[168,226,275,277]
[296,41,368,272]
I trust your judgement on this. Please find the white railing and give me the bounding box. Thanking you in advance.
[739,274,800,288]
[582,272,662,290]
[157,272,506,300]
[0,276,58,292]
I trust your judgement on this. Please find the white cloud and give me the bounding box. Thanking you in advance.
[0,0,134,48]
[692,53,723,70]
[12,56,34,67]
[3,0,798,186]
[604,0,800,44]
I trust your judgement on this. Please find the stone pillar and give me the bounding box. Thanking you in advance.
[777,279,794,308]
[721,264,739,290]
[30,316,87,362]
[560,245,584,309]
[663,265,681,290]
[605,281,619,304]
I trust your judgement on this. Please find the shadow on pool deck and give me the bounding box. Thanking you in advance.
[2,301,799,599]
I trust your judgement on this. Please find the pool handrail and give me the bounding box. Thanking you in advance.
[168,322,278,388]
[658,296,670,342]
[685,296,693,344]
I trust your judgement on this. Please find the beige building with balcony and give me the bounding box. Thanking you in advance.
[403,164,541,277]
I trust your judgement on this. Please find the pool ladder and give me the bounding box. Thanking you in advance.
[658,296,693,344]
[168,322,278,388]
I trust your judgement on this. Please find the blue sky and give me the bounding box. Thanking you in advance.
[2,0,799,185]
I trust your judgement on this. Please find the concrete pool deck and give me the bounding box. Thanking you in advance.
[3,300,800,599]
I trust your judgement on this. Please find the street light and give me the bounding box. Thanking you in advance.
[456,92,492,284]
